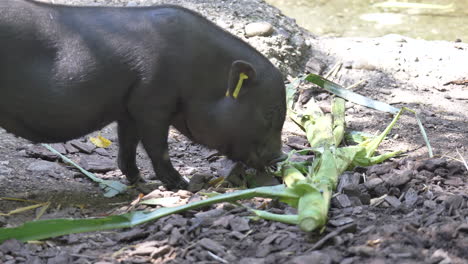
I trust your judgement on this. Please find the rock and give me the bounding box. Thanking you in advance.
[337,172,361,193]
[0,239,22,253]
[305,57,326,75]
[47,251,72,264]
[187,174,213,193]
[0,164,12,175]
[382,170,413,187]
[291,251,332,264]
[329,217,354,227]
[49,143,67,154]
[404,187,419,207]
[194,209,225,227]
[349,245,375,256]
[423,200,437,209]
[443,195,464,210]
[198,238,225,255]
[256,244,273,258]
[431,249,453,264]
[70,140,95,154]
[332,194,352,208]
[373,183,389,197]
[446,160,465,176]
[229,217,250,232]
[245,22,274,37]
[384,195,402,208]
[126,1,138,7]
[364,177,384,190]
[213,215,235,228]
[168,228,183,246]
[26,145,59,160]
[78,155,116,172]
[239,258,265,264]
[94,148,110,157]
[417,158,447,172]
[342,184,370,205]
[286,136,310,150]
[150,245,171,258]
[367,163,396,176]
[63,142,79,154]
[26,160,63,173]
[342,183,361,196]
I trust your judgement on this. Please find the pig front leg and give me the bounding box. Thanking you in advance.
[138,121,188,190]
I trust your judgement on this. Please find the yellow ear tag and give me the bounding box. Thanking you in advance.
[233,73,249,99]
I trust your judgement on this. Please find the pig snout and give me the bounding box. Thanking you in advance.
[247,146,287,169]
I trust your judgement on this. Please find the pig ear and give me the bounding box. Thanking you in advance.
[225,60,257,99]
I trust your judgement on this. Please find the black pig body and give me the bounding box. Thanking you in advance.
[0,0,286,189]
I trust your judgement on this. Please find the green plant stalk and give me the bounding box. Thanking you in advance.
[402,107,433,157]
[250,209,299,225]
[282,164,306,187]
[297,148,339,231]
[332,98,346,146]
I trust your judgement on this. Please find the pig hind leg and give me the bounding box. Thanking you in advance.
[117,116,143,184]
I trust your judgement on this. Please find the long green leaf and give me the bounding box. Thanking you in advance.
[305,74,400,114]
[42,144,127,197]
[0,185,298,243]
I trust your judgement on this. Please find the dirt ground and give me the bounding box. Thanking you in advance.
[1,0,468,263]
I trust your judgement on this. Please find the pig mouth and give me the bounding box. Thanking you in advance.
[268,153,288,165]
[246,151,287,170]
[221,144,286,170]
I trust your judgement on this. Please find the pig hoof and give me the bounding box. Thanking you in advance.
[165,180,189,191]
[134,181,160,194]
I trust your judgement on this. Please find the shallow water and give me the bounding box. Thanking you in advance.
[265,0,467,41]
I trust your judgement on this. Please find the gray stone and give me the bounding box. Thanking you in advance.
[421,158,447,172]
[229,217,250,232]
[364,177,384,190]
[367,163,396,176]
[64,142,79,154]
[49,143,67,154]
[93,148,110,157]
[245,22,274,37]
[198,238,225,255]
[78,155,116,172]
[337,172,361,193]
[291,251,332,264]
[305,57,326,75]
[329,217,354,227]
[382,170,413,187]
[0,165,13,175]
[404,187,419,207]
[384,195,402,208]
[333,194,352,208]
[26,160,63,173]
[26,145,58,160]
[70,140,95,154]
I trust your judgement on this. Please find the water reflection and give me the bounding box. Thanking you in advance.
[265,0,466,41]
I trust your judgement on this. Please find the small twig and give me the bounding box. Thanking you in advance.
[324,62,341,79]
[207,251,228,264]
[310,223,356,250]
[370,194,388,207]
[346,79,367,90]
[70,254,98,260]
[181,242,198,258]
[456,149,468,171]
